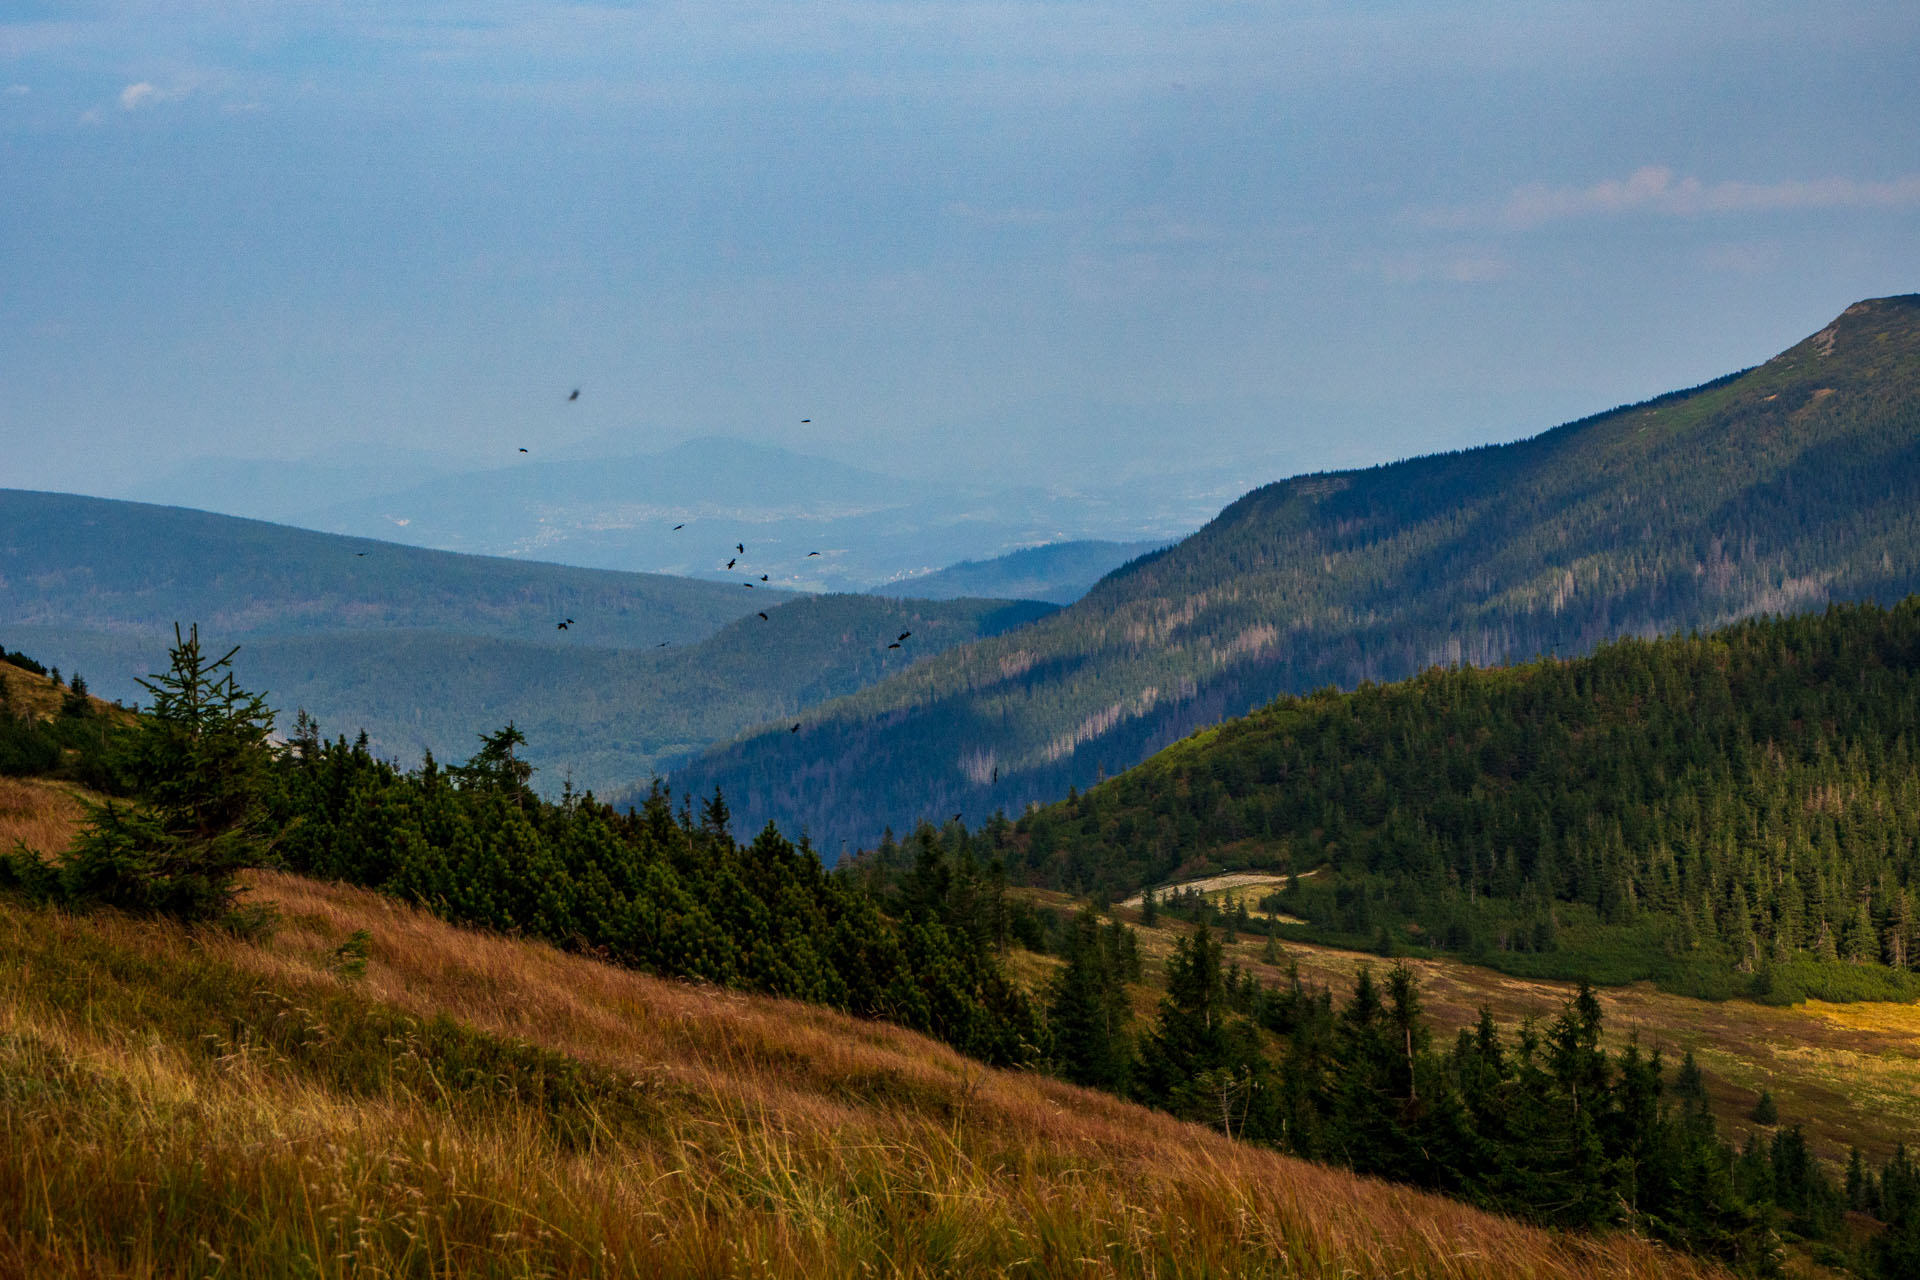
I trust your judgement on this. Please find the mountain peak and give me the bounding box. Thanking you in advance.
[1776,292,1920,366]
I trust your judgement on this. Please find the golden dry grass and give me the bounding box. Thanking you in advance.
[0,776,88,857]
[0,871,1727,1280]
[0,661,127,722]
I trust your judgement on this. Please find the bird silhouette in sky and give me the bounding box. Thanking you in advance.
[726,558,736,569]
[992,766,998,783]
[887,642,901,649]
[736,543,745,554]
[743,583,754,588]
[657,642,670,647]
[355,552,367,557]
[557,622,569,631]
[759,574,768,582]
[568,388,580,401]
[800,419,810,423]
[807,551,821,556]
[790,723,801,732]
[673,524,684,530]
[758,612,769,620]
[519,447,529,453]
[898,631,912,642]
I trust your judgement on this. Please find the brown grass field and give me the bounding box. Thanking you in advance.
[0,776,90,858]
[0,868,1728,1280]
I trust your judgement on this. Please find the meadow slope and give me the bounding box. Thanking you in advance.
[0,863,1723,1280]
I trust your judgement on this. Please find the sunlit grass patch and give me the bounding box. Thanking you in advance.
[0,873,1727,1279]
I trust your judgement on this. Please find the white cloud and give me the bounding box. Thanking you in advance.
[1417,166,1920,230]
[119,81,157,109]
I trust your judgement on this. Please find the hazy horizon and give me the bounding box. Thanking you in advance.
[4,2,1917,506]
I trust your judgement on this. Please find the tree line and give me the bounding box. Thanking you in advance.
[1043,908,1918,1276]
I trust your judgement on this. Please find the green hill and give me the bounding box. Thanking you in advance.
[677,295,1920,850]
[0,488,792,648]
[991,598,1920,1004]
[0,492,1053,795]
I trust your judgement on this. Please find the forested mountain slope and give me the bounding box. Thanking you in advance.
[1002,598,1920,1000]
[0,492,1052,794]
[678,295,1920,850]
[0,488,791,647]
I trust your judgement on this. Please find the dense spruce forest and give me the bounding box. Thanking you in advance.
[989,599,1920,1003]
[680,295,1920,850]
[5,631,1920,1274]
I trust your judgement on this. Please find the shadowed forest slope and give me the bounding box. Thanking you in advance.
[679,295,1920,849]
[0,492,1054,793]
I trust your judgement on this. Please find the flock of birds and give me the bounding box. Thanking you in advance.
[465,389,926,718]
[343,388,926,742]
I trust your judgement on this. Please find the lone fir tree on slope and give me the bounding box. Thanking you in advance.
[2,623,275,921]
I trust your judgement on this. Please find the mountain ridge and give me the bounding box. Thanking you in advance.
[675,294,1920,851]
[0,490,1054,794]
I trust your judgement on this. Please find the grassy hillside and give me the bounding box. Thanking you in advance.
[679,295,1920,850]
[870,538,1168,604]
[0,867,1725,1280]
[991,598,1920,1005]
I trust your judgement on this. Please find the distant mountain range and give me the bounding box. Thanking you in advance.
[868,539,1167,605]
[0,491,1052,795]
[123,437,1226,593]
[674,295,1920,852]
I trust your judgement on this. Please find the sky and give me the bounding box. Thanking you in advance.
[3,1,1918,502]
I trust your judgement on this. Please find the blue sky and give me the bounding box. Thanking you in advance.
[3,1,1917,499]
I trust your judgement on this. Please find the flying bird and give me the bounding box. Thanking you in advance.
[727,558,737,569]
[800,418,810,423]
[991,766,998,783]
[898,631,912,642]
[790,723,800,732]
[736,543,745,554]
[657,642,670,647]
[887,642,901,649]
[807,551,821,556]
[758,612,768,620]
[355,552,367,557]
[673,524,684,531]
[519,447,529,453]
[759,575,768,582]
[557,622,569,631]
[743,582,754,588]
[568,388,580,401]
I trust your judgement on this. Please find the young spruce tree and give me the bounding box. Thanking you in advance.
[3,624,275,921]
